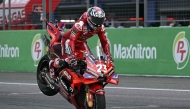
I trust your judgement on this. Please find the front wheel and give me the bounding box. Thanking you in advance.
[94,94,106,109]
[85,94,106,109]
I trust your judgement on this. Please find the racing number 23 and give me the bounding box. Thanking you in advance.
[96,64,107,72]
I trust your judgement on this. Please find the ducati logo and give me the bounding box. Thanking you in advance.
[31,34,44,66]
[173,31,190,70]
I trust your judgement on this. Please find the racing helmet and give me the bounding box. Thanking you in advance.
[87,6,105,29]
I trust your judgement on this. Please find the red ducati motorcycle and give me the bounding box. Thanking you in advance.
[37,21,119,109]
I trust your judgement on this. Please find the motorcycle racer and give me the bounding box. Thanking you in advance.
[49,6,113,80]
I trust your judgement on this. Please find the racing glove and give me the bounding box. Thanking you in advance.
[106,54,112,61]
[54,58,66,68]
[65,55,77,67]
[106,54,114,67]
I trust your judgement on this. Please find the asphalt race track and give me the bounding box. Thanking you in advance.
[0,72,190,109]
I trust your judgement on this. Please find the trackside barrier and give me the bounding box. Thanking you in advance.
[0,28,190,76]
[0,30,46,72]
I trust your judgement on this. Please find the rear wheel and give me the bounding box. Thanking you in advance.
[37,54,58,96]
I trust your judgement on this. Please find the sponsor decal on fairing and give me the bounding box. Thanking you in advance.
[63,71,71,80]
[108,69,114,76]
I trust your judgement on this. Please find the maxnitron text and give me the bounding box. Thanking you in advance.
[114,44,157,59]
[0,44,19,57]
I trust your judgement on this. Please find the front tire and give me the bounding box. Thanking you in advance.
[94,94,106,109]
[85,94,106,109]
[37,54,58,96]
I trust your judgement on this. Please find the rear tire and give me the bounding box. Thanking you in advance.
[37,55,58,96]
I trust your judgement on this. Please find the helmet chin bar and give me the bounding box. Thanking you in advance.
[87,19,97,30]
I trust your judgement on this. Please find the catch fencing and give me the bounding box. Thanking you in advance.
[0,0,190,30]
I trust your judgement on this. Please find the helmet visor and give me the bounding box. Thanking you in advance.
[90,16,104,27]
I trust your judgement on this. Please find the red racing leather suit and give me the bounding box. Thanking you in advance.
[61,12,111,60]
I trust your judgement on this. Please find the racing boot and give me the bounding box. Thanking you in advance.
[49,58,66,82]
[49,62,58,84]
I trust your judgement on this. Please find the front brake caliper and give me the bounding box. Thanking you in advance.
[86,91,93,107]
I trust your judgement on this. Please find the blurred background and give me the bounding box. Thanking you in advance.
[0,0,190,30]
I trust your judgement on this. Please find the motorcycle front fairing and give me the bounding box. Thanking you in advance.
[82,50,119,86]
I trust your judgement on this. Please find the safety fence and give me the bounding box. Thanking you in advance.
[1,0,190,30]
[0,28,190,76]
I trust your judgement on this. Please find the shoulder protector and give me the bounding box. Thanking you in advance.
[74,21,84,31]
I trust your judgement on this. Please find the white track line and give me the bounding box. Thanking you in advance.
[9,92,42,95]
[1,82,190,92]
[0,82,37,85]
[106,87,190,92]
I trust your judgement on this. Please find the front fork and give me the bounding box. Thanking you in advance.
[86,83,105,108]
